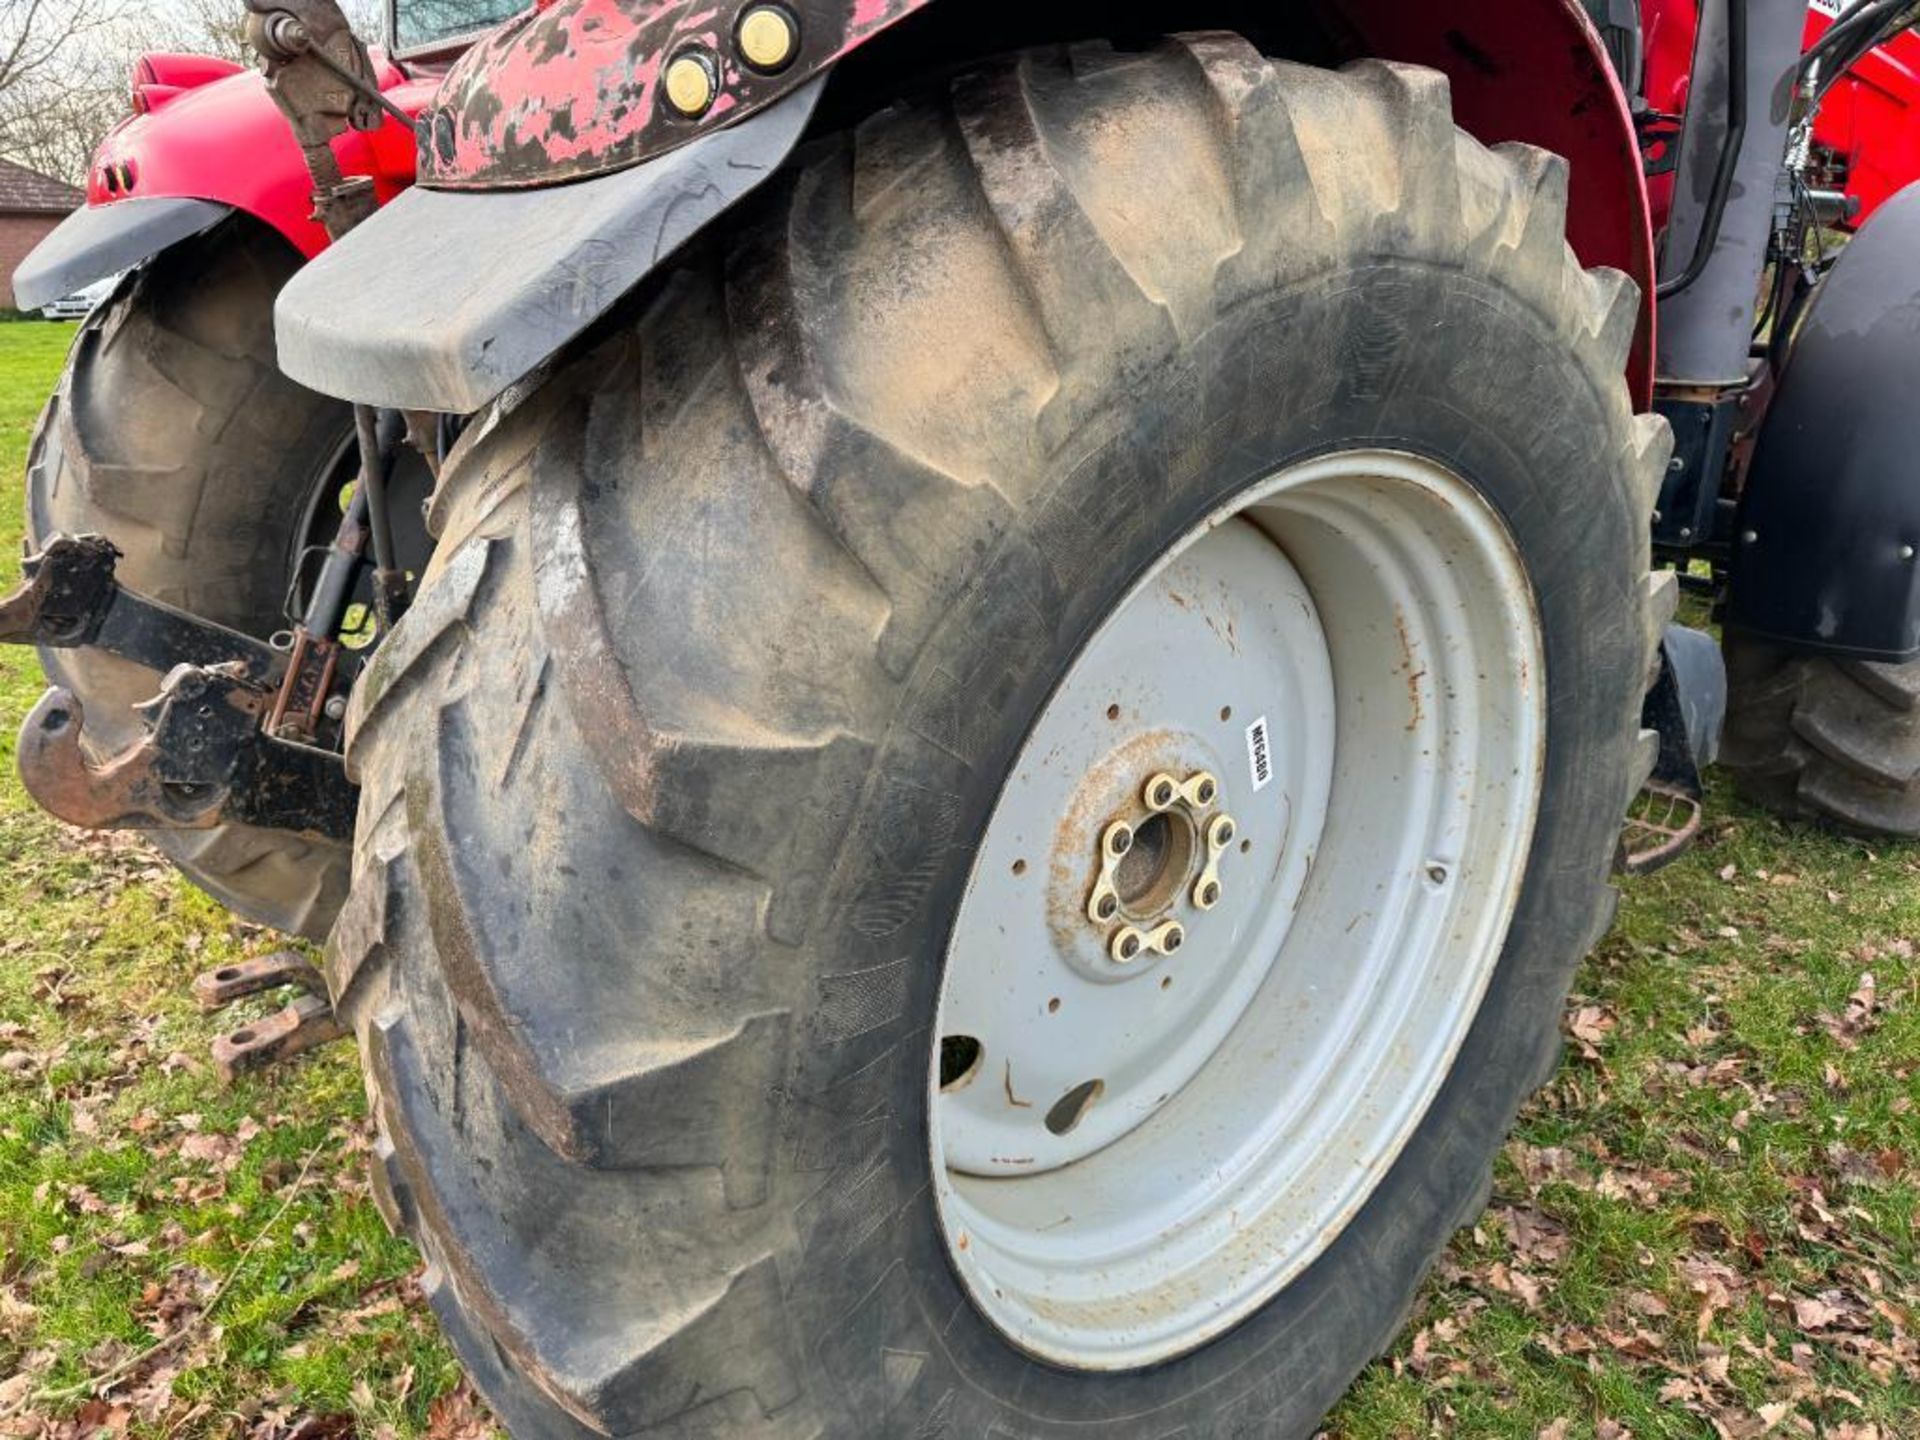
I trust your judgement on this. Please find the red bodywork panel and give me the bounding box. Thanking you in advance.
[1641,0,1920,231]
[87,55,431,258]
[1332,0,1657,400]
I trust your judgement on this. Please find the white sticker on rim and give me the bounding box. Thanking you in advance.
[1245,715,1274,792]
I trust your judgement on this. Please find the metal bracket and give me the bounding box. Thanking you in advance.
[1620,644,1709,875]
[17,667,358,840]
[193,951,328,1010]
[1,534,283,683]
[194,950,346,1084]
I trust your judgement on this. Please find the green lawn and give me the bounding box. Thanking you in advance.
[0,325,1914,1438]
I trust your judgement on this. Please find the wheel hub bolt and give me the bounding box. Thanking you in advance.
[1111,927,1146,963]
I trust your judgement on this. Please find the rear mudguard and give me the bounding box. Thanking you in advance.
[275,77,824,413]
[276,0,1654,415]
[12,58,425,309]
[1728,178,1920,662]
[14,198,228,313]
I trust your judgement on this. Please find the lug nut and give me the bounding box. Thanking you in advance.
[1096,893,1118,920]
[1110,927,1145,963]
[1212,817,1234,846]
[1106,822,1133,857]
[1195,879,1221,910]
[1196,778,1217,804]
[1145,774,1178,809]
[1158,923,1184,953]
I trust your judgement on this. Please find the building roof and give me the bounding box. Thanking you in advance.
[0,157,83,216]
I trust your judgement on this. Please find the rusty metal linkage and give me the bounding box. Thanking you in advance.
[15,670,357,841]
[245,0,393,242]
[194,950,346,1084]
[2,535,281,684]
[1,533,359,840]
[193,951,329,1010]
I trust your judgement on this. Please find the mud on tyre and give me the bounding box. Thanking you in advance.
[335,36,1672,1437]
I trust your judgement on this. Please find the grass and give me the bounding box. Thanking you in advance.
[0,325,1914,1438]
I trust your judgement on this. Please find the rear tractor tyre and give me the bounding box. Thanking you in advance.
[336,37,1670,1437]
[25,219,413,940]
[1721,634,1920,836]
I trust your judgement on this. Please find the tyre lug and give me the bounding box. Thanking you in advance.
[1110,926,1146,963]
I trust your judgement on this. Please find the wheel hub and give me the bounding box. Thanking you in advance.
[1084,769,1237,966]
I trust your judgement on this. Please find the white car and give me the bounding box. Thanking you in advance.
[40,273,120,321]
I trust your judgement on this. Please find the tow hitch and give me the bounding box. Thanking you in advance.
[2,534,358,842]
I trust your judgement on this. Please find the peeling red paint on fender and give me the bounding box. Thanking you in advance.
[419,0,930,189]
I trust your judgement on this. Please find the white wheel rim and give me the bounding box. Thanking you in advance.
[930,450,1546,1371]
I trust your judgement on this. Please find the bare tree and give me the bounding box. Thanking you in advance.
[0,0,130,179]
[0,0,391,184]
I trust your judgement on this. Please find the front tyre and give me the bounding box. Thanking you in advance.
[337,37,1670,1437]
[1720,635,1920,836]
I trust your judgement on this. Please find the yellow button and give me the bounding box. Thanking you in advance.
[664,51,717,117]
[737,6,798,72]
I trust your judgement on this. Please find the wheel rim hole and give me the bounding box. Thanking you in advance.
[939,1035,983,1092]
[1111,810,1193,914]
[1045,1079,1105,1137]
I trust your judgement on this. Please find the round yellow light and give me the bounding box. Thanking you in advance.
[737,6,798,72]
[663,51,717,117]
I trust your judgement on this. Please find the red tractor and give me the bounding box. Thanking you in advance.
[9,0,1920,1434]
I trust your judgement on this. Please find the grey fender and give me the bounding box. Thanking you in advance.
[1729,179,1920,661]
[274,76,826,415]
[14,197,231,312]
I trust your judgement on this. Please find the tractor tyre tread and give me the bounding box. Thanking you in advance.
[1722,639,1920,837]
[336,37,1665,1438]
